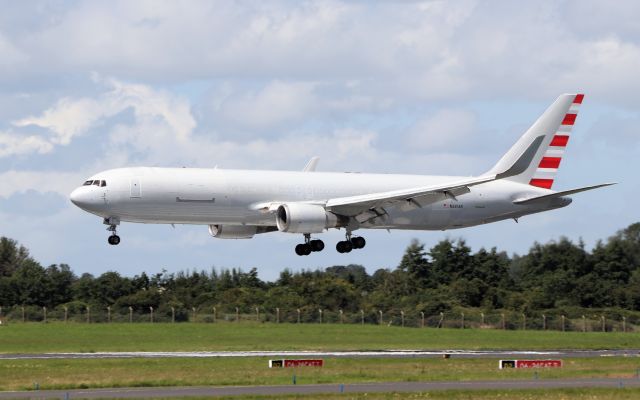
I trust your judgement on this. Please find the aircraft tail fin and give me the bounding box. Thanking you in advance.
[487,93,584,189]
[302,156,319,172]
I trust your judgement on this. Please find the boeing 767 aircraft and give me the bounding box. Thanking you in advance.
[70,93,614,255]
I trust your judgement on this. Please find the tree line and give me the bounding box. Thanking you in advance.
[1,222,639,323]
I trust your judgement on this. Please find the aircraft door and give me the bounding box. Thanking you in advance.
[130,178,141,198]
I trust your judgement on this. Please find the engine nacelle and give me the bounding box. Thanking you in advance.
[208,224,257,239]
[276,203,342,233]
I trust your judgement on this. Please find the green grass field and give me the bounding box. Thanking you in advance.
[162,390,640,400]
[0,356,639,391]
[1,322,639,353]
[1,323,639,398]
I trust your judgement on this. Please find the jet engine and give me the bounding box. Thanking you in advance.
[276,203,344,233]
[208,224,257,239]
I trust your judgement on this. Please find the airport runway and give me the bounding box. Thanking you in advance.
[1,378,640,398]
[0,349,639,360]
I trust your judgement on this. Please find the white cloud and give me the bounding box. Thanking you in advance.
[2,1,639,106]
[0,131,53,157]
[13,97,104,145]
[0,32,27,72]
[11,76,196,152]
[559,36,640,102]
[407,109,477,152]
[0,170,81,198]
[217,81,319,129]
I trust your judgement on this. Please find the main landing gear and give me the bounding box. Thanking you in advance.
[293,233,366,256]
[336,233,366,253]
[104,217,121,246]
[295,234,325,256]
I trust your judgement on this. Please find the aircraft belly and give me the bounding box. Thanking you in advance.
[108,201,273,225]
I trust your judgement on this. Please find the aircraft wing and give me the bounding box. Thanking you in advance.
[324,133,549,221]
[253,133,545,220]
[325,174,496,221]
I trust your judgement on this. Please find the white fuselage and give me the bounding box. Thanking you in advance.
[70,167,569,232]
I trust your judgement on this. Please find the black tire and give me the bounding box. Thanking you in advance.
[343,240,353,253]
[352,236,366,249]
[310,239,325,252]
[336,241,345,253]
[301,243,312,256]
[112,235,120,245]
[295,244,305,256]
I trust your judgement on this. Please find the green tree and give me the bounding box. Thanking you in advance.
[0,237,31,277]
[94,271,134,306]
[11,259,49,306]
[45,264,75,306]
[515,238,587,308]
[398,239,432,290]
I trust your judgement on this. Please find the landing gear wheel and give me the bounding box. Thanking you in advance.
[310,239,325,252]
[336,240,353,253]
[351,236,366,249]
[295,243,312,256]
[295,234,323,256]
[105,218,121,246]
[343,240,353,253]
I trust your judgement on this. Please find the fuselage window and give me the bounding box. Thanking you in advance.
[101,180,107,187]
[93,180,100,186]
[83,180,93,186]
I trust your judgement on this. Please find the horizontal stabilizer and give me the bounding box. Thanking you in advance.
[513,183,616,205]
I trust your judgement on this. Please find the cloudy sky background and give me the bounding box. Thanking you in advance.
[0,0,638,280]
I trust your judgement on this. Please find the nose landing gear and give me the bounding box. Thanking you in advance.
[295,234,325,256]
[104,217,121,246]
[107,234,121,245]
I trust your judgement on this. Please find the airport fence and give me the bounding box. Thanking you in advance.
[0,304,638,332]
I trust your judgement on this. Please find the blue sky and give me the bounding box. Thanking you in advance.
[0,1,638,281]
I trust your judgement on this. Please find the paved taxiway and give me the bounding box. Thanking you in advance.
[1,378,639,398]
[1,349,638,360]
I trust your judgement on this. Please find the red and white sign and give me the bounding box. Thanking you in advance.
[269,359,324,368]
[499,359,562,369]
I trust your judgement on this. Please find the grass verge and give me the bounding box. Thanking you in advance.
[164,389,640,399]
[0,322,639,353]
[1,357,639,391]
[160,388,640,400]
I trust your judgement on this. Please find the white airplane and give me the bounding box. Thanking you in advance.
[70,93,614,256]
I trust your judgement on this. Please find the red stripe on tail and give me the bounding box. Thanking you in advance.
[538,157,562,169]
[562,113,577,125]
[530,179,554,189]
[573,94,584,104]
[550,135,569,147]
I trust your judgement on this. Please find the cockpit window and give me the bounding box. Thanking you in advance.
[82,179,106,187]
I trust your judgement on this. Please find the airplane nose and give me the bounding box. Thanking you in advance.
[70,187,93,209]
[70,188,81,206]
